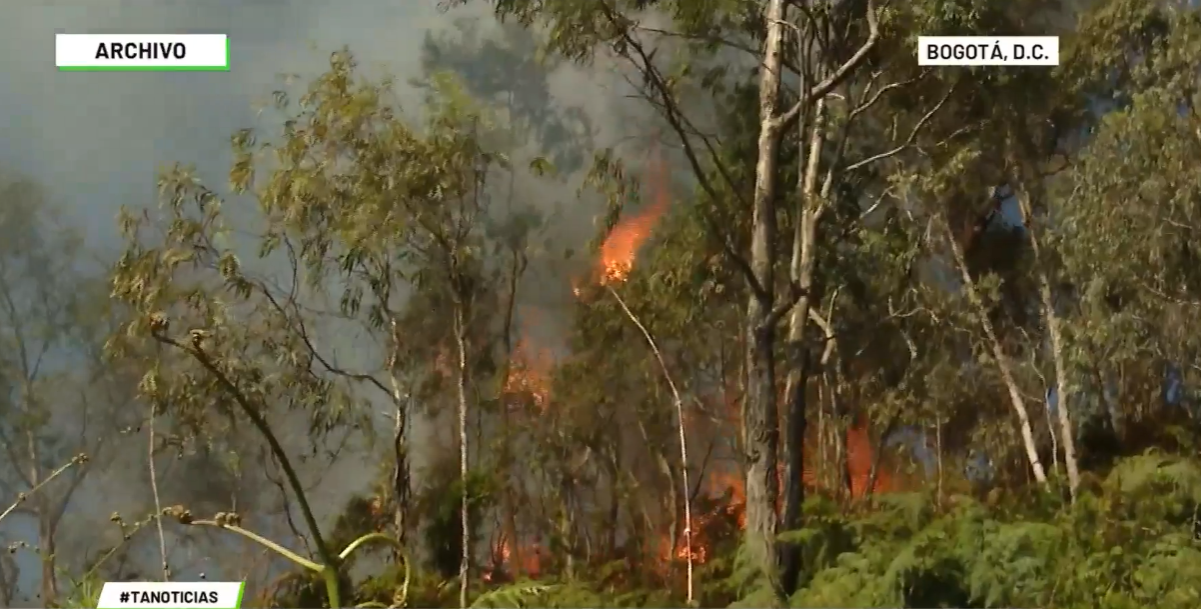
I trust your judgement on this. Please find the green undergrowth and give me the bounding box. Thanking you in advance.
[258,453,1201,608]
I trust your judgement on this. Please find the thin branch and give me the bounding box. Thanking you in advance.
[0,455,85,525]
[844,85,955,172]
[256,281,393,398]
[634,26,801,74]
[765,282,806,330]
[688,440,717,506]
[80,515,154,583]
[262,449,314,558]
[604,285,694,605]
[775,0,881,131]
[147,401,169,581]
[186,520,322,573]
[596,1,768,302]
[849,72,929,121]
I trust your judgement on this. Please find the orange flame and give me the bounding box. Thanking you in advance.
[697,414,894,538]
[504,337,553,411]
[847,418,894,496]
[596,146,672,285]
[484,534,543,582]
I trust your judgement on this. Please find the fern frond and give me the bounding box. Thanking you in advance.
[471,583,557,608]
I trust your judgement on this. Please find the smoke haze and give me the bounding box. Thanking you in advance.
[0,1,639,604]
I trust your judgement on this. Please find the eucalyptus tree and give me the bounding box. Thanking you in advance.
[107,51,526,607]
[451,0,898,595]
[1053,1,1201,460]
[417,17,589,584]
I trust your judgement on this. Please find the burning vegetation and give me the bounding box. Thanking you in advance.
[597,151,672,286]
[481,144,902,584]
[502,337,553,411]
[81,3,1201,607]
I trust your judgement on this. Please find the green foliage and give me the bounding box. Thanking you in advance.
[57,572,104,609]
[305,455,1201,607]
[15,0,1201,606]
[778,455,1201,609]
[470,582,559,607]
[421,470,498,579]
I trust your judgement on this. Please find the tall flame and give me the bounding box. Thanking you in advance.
[597,145,672,285]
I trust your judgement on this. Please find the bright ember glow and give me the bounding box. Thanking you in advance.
[503,338,552,410]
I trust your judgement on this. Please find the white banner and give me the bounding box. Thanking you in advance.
[97,581,244,608]
[56,34,229,70]
[918,36,1059,66]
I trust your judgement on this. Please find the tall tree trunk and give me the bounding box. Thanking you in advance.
[604,439,621,557]
[387,319,411,552]
[25,428,59,604]
[634,416,678,564]
[454,304,471,609]
[497,250,524,575]
[780,93,826,595]
[0,552,15,607]
[934,415,944,508]
[864,414,899,501]
[745,0,787,596]
[38,513,57,604]
[939,214,1048,485]
[1014,180,1080,500]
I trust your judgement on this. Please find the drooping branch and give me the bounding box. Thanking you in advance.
[148,321,343,607]
[605,285,694,605]
[147,397,168,581]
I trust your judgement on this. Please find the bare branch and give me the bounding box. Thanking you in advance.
[256,281,393,398]
[849,71,929,121]
[0,454,86,526]
[844,85,954,172]
[776,0,880,131]
[764,281,807,330]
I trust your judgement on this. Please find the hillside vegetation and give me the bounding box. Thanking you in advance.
[3,0,1201,607]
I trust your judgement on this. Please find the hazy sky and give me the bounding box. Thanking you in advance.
[0,2,639,602]
[0,0,470,252]
[0,1,581,601]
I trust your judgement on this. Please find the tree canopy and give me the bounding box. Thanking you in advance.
[2,0,1201,608]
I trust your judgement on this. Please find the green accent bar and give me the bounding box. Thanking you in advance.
[59,66,228,71]
[60,38,229,72]
[234,582,245,608]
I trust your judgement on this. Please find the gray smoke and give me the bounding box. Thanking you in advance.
[0,0,641,605]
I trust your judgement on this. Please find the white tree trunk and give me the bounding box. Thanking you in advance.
[455,306,471,609]
[940,215,1048,484]
[1015,182,1080,499]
